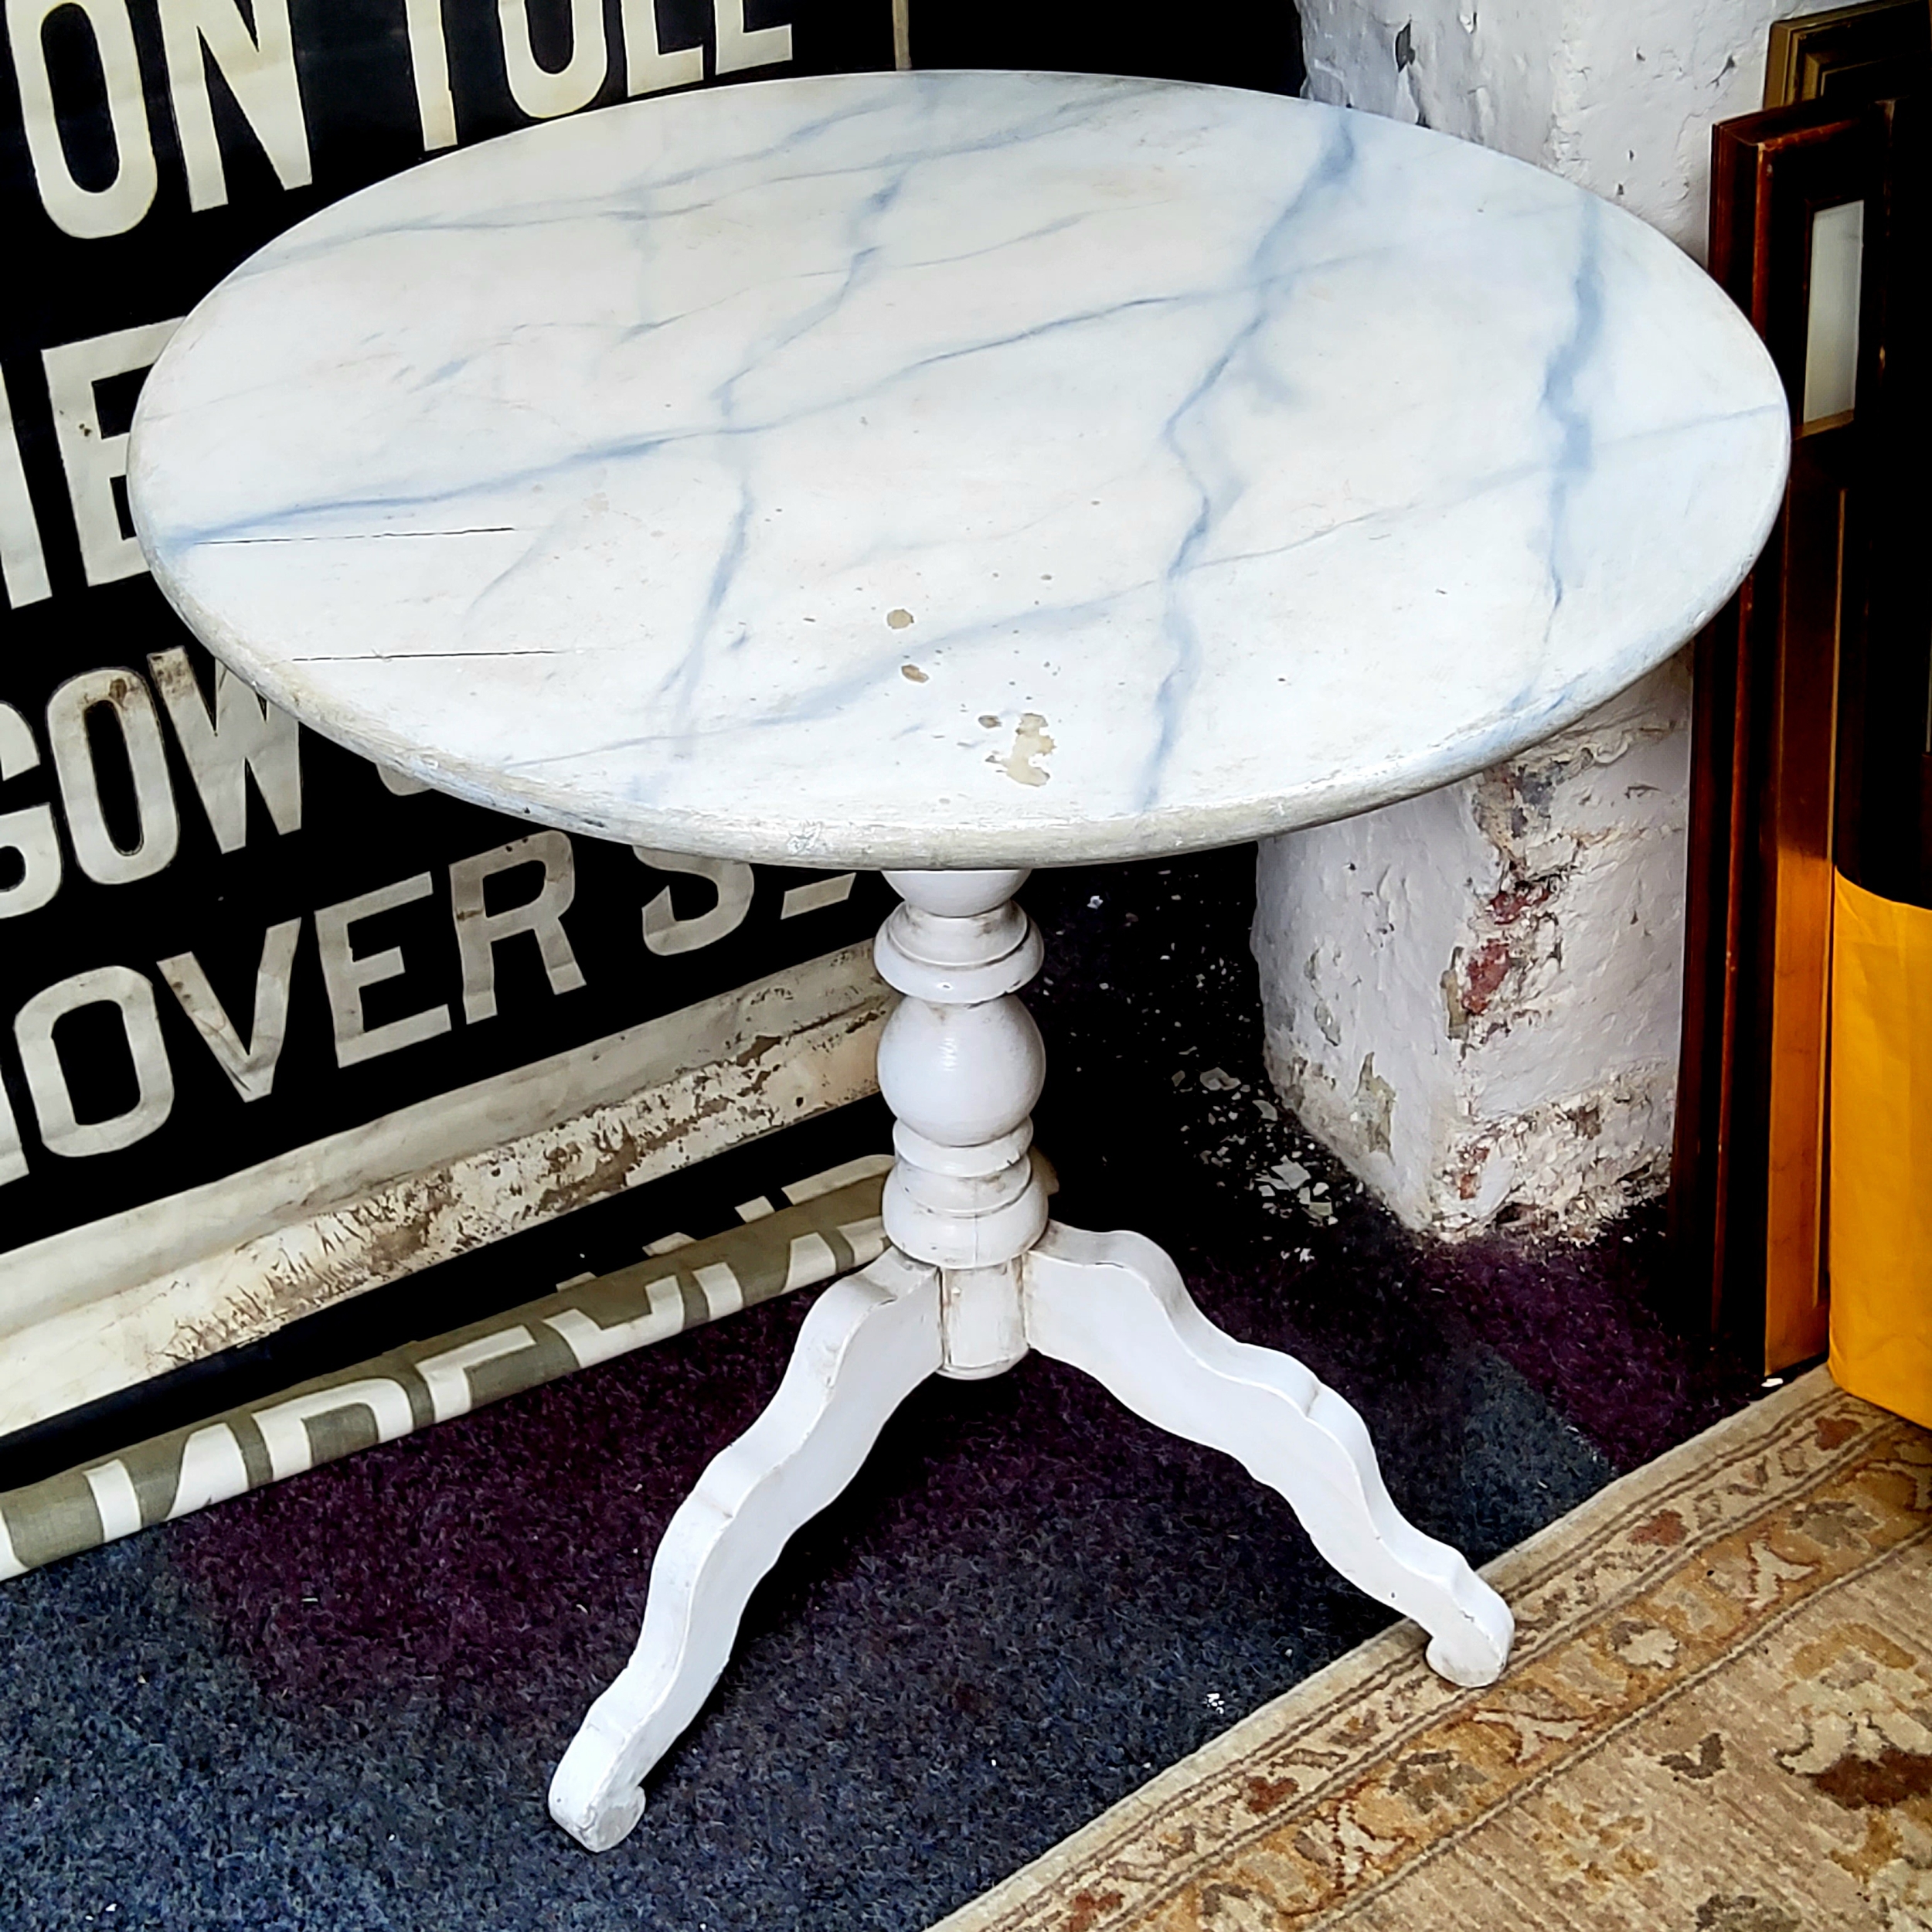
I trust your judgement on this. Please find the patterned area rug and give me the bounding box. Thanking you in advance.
[934,1369,1932,1932]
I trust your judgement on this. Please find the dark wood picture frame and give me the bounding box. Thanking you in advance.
[1673,100,1873,1369]
[1765,0,1930,110]
[1672,2,1928,1370]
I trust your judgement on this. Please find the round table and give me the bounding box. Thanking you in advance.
[128,69,1789,1853]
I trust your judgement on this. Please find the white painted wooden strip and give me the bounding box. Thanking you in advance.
[0,944,886,1437]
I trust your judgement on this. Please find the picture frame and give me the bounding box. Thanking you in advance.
[1674,2,1929,1369]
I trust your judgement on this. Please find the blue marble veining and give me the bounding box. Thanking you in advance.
[1537,191,1606,624]
[128,70,1789,869]
[1145,114,1359,812]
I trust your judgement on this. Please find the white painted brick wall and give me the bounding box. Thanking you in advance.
[1296,0,1811,257]
[1256,658,1691,1236]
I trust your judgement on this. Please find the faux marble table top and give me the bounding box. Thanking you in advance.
[130,70,1788,870]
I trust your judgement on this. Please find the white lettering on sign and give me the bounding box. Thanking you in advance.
[449,830,586,1023]
[46,666,181,886]
[252,1377,415,1479]
[166,1423,250,1519]
[15,963,175,1157]
[313,871,452,1067]
[544,1274,686,1366]
[783,1228,837,1290]
[781,872,855,920]
[402,0,457,149]
[637,847,754,955]
[619,0,700,95]
[43,320,182,587]
[83,1459,142,1538]
[0,701,61,919]
[415,1325,539,1422]
[148,648,302,849]
[156,0,311,211]
[498,0,607,118]
[692,1259,743,1318]
[0,369,51,609]
[6,0,798,243]
[715,0,791,76]
[2,655,302,917]
[7,0,158,239]
[0,820,868,1183]
[158,917,300,1101]
[0,1036,25,1185]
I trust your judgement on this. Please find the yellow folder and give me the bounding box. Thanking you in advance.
[1828,870,1932,1428]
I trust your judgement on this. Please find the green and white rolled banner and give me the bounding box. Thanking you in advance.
[0,1154,895,1580]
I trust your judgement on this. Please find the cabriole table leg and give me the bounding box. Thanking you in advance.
[548,867,1512,1851]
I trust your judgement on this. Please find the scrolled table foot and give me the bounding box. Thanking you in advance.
[1021,1222,1514,1692]
[1425,1626,1509,1690]
[549,1771,645,1855]
[548,1247,943,1851]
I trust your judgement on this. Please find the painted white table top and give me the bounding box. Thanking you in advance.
[130,70,1787,870]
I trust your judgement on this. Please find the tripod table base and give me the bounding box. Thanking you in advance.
[550,867,1512,1852]
[549,1223,1512,1852]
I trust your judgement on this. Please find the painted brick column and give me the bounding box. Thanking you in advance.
[1255,0,1821,1237]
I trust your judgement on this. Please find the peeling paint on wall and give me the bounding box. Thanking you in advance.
[1294,0,1835,257]
[1355,1053,1396,1155]
[1255,658,1692,1240]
